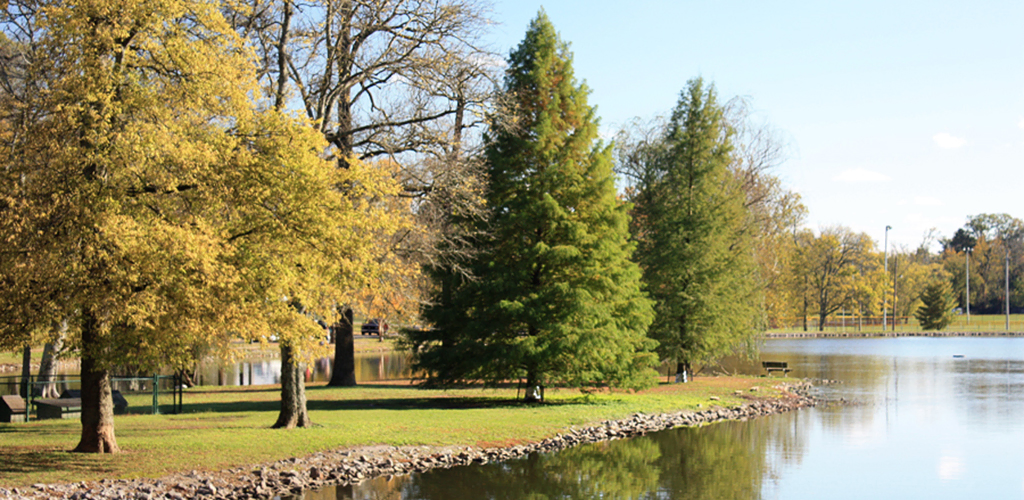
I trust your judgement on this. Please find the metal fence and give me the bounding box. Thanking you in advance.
[1,374,183,420]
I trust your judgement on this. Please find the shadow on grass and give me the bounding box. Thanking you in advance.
[159,384,593,415]
[167,397,530,414]
[0,449,113,478]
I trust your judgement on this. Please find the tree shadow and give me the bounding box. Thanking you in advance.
[0,449,112,477]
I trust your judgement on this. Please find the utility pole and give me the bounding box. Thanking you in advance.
[892,255,898,332]
[1007,249,1011,331]
[883,225,891,332]
[966,248,971,326]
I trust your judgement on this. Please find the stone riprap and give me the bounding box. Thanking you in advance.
[0,383,815,500]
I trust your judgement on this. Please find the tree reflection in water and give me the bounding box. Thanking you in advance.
[289,414,807,500]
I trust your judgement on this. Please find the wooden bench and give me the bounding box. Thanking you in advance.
[61,390,129,415]
[762,361,791,375]
[33,398,82,420]
[0,394,27,423]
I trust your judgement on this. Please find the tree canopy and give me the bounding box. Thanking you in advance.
[629,78,762,378]
[408,11,657,399]
[0,0,405,448]
[915,281,955,330]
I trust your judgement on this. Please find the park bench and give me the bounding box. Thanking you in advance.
[762,361,791,375]
[33,398,82,420]
[0,394,27,423]
[61,389,129,414]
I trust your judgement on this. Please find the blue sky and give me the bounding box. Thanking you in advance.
[483,1,1024,252]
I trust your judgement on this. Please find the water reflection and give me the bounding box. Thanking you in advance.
[287,337,1024,499]
[192,352,413,387]
[290,412,812,500]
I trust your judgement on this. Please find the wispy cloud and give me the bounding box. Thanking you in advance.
[933,132,966,149]
[914,196,942,206]
[833,168,891,182]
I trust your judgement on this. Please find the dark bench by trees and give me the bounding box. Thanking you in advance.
[61,389,129,414]
[762,361,791,375]
[0,395,27,423]
[33,398,82,420]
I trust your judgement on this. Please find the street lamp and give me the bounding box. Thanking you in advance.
[883,225,891,331]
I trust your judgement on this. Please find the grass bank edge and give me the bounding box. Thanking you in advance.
[0,375,798,487]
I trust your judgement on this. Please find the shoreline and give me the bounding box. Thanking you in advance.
[764,331,1024,339]
[0,382,816,500]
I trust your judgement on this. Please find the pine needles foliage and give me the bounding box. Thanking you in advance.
[409,11,657,397]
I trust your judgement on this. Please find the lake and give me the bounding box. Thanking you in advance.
[0,351,413,396]
[285,337,1024,499]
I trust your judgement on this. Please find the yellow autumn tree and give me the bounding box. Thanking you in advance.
[0,0,406,448]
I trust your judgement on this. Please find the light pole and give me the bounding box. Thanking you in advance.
[892,256,899,332]
[966,247,972,326]
[883,225,891,332]
[1007,249,1011,331]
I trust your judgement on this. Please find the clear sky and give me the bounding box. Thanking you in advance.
[483,1,1024,252]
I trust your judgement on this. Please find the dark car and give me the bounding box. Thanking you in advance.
[361,319,390,336]
[361,319,379,335]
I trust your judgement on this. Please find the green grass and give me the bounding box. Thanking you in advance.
[0,349,42,367]
[768,313,1024,334]
[0,376,787,487]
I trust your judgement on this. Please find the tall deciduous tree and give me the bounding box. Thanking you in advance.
[941,214,1023,315]
[789,226,882,331]
[0,0,395,447]
[0,0,267,453]
[408,12,657,400]
[632,78,761,381]
[228,0,495,386]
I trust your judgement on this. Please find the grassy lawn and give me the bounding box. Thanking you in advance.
[0,349,42,367]
[768,313,1024,335]
[0,376,789,487]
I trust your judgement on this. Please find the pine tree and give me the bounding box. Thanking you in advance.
[634,78,762,381]
[410,11,657,399]
[915,281,954,330]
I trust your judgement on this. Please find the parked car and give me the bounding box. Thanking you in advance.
[361,319,380,335]
[361,319,389,336]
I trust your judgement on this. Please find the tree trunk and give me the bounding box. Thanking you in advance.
[523,367,542,403]
[38,320,67,398]
[675,360,691,383]
[74,311,120,453]
[327,308,356,387]
[175,368,196,388]
[802,278,809,332]
[273,342,312,429]
[19,345,31,399]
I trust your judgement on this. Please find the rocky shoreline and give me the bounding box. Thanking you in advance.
[1,383,816,500]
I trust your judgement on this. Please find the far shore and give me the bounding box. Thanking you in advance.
[764,331,1024,338]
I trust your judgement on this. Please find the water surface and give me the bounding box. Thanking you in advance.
[289,337,1024,499]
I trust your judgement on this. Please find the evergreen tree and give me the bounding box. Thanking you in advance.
[409,11,657,400]
[633,78,762,381]
[915,281,954,330]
